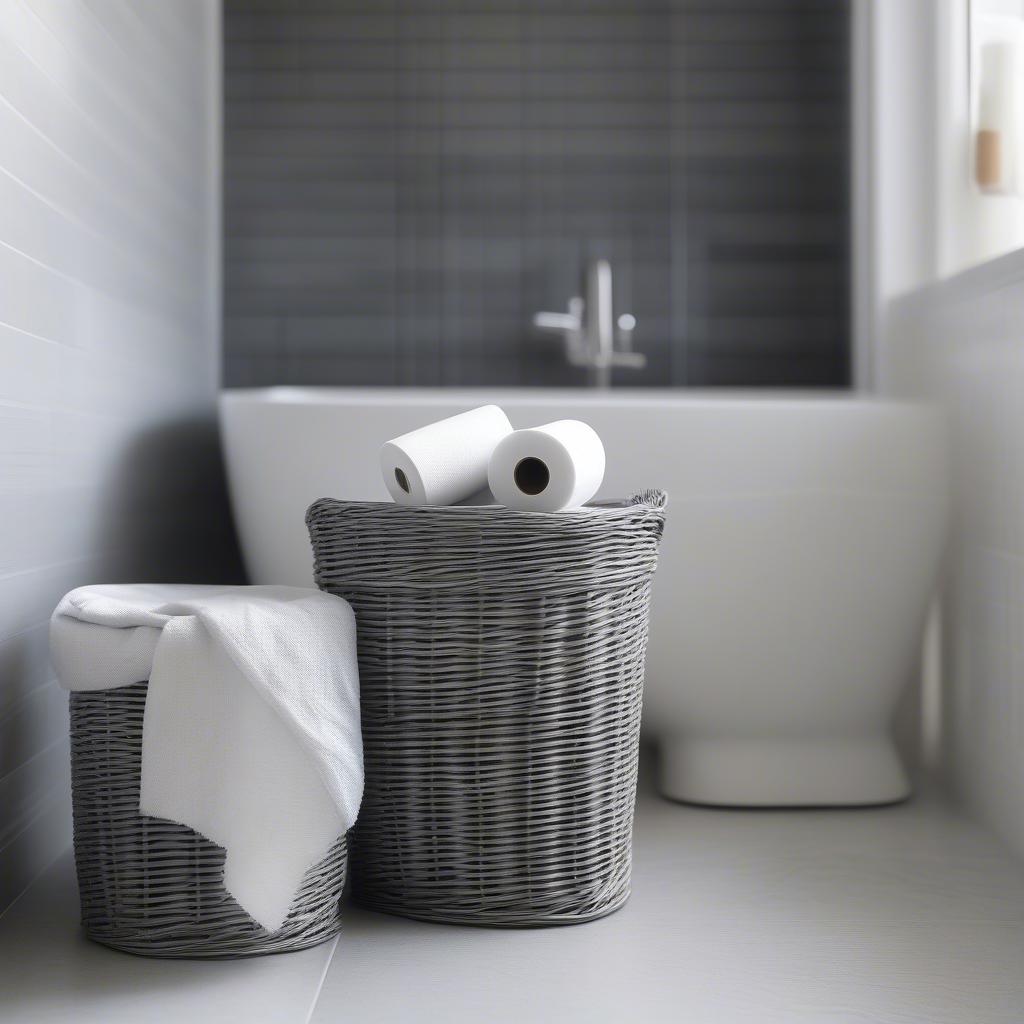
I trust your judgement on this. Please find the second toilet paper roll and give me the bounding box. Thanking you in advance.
[487,420,605,512]
[380,405,513,506]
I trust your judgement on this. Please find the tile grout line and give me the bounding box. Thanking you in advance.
[303,932,340,1024]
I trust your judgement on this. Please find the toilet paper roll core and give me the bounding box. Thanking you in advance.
[513,457,551,496]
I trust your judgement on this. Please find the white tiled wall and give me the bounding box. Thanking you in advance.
[889,251,1024,859]
[0,0,228,912]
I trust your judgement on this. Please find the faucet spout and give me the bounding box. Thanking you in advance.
[585,259,615,375]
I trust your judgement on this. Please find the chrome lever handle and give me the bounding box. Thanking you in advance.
[533,298,585,365]
[533,297,583,335]
[533,311,579,332]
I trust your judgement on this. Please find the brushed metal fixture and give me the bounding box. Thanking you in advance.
[533,259,645,387]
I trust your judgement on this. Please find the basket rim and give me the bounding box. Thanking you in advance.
[306,488,667,526]
[306,488,666,596]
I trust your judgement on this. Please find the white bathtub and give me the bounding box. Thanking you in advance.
[220,387,948,806]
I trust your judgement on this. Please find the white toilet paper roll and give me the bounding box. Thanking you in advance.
[380,405,513,506]
[487,420,606,512]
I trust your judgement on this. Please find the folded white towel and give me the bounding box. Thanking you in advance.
[51,584,363,932]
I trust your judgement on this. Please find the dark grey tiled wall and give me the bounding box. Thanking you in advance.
[224,0,849,388]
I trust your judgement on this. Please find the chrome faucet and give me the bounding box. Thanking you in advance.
[533,259,645,387]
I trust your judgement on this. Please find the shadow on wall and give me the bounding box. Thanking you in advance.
[0,419,245,912]
[95,416,246,586]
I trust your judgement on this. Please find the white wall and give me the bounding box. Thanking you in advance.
[889,249,1024,861]
[869,0,1024,856]
[0,0,234,913]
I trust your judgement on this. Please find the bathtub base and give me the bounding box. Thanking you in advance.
[658,735,911,808]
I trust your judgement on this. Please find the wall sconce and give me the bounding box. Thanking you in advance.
[971,0,1024,199]
[975,40,1019,194]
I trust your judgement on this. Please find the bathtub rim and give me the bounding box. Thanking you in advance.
[219,385,940,418]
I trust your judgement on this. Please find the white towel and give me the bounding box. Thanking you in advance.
[50,584,363,932]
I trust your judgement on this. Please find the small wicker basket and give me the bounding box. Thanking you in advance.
[306,490,666,927]
[69,681,348,958]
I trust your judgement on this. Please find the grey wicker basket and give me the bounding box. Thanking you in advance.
[306,489,666,928]
[69,680,348,958]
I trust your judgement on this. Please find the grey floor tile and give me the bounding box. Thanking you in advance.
[4,777,1024,1023]
[310,786,1024,1024]
[0,852,336,1024]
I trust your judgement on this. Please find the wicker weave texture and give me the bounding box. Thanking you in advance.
[69,681,347,958]
[307,490,666,927]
